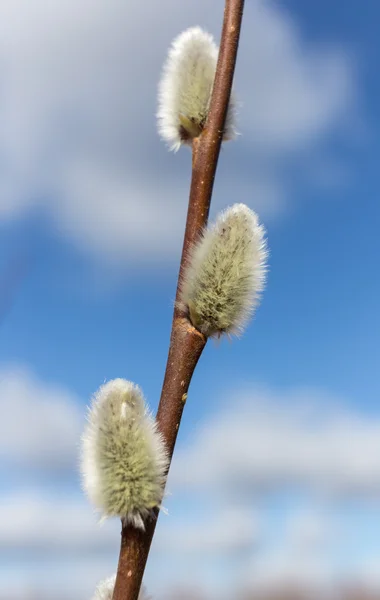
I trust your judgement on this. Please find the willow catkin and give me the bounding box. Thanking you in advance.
[81,378,168,530]
[157,26,237,151]
[179,204,268,337]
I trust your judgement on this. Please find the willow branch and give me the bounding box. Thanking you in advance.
[112,2,245,598]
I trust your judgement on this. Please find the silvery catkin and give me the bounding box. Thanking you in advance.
[81,378,168,530]
[157,26,237,151]
[179,204,268,337]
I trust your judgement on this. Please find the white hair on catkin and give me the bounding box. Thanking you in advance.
[157,26,237,151]
[179,204,268,338]
[92,574,150,600]
[81,378,169,530]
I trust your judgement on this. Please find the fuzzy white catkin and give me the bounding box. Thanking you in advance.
[92,574,150,600]
[179,204,268,337]
[81,378,169,530]
[157,26,237,151]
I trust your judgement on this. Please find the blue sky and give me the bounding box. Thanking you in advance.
[0,0,379,598]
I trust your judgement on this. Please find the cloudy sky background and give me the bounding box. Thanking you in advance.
[0,0,379,598]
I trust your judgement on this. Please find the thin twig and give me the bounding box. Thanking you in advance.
[112,2,245,598]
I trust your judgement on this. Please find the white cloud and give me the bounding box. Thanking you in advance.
[0,0,357,261]
[238,2,354,154]
[0,491,119,553]
[0,488,259,599]
[243,550,336,595]
[170,386,380,499]
[0,488,258,557]
[355,559,380,592]
[53,159,187,262]
[0,365,82,471]
[0,557,117,600]
[285,510,334,553]
[241,509,339,596]
[153,506,260,556]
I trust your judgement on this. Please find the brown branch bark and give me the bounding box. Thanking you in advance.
[112,2,245,598]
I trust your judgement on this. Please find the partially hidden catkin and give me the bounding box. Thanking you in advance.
[92,574,150,600]
[179,204,268,338]
[81,378,168,530]
[157,26,237,151]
